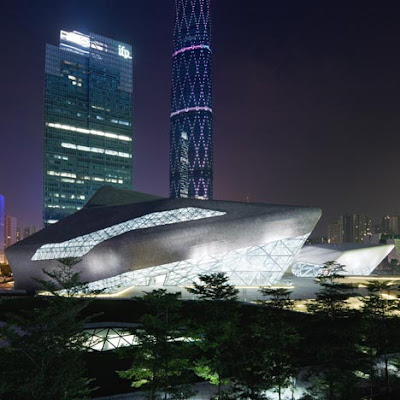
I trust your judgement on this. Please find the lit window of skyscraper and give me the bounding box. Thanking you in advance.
[44,31,133,225]
[169,0,213,200]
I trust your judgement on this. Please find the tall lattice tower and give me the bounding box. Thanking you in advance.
[169,0,213,200]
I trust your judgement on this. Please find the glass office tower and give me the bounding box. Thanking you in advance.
[169,0,213,199]
[44,31,133,225]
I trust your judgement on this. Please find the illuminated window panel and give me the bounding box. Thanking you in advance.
[60,143,131,159]
[84,327,192,352]
[47,122,132,142]
[84,328,138,352]
[32,207,226,261]
[291,262,327,278]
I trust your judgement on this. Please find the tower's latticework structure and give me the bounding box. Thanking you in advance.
[169,0,213,199]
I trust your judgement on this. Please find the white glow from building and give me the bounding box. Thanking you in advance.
[60,30,90,48]
[60,143,131,159]
[47,172,123,185]
[47,171,77,178]
[46,122,132,142]
[78,234,309,294]
[85,327,138,352]
[291,244,395,277]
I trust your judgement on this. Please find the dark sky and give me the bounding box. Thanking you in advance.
[1,0,400,236]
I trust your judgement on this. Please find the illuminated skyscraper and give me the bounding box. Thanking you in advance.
[43,31,133,225]
[169,0,213,199]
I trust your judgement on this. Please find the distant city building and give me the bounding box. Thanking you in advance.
[306,236,328,245]
[4,216,17,248]
[16,227,21,242]
[373,223,383,234]
[23,226,39,239]
[342,214,372,243]
[43,30,133,225]
[381,215,400,235]
[328,219,343,244]
[0,195,4,263]
[169,0,213,199]
[382,215,391,233]
[327,214,372,244]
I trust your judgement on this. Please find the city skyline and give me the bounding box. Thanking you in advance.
[2,1,400,235]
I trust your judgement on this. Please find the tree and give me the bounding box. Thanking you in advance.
[186,272,239,399]
[36,257,87,297]
[258,287,294,311]
[360,280,400,399]
[259,288,299,400]
[228,321,273,400]
[186,272,239,301]
[307,261,355,320]
[0,258,92,400]
[118,289,194,400]
[230,288,299,400]
[306,261,360,400]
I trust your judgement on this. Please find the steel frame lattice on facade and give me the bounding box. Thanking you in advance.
[85,327,137,352]
[32,207,225,261]
[82,235,309,294]
[169,0,213,199]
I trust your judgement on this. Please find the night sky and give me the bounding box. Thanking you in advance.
[2,0,400,236]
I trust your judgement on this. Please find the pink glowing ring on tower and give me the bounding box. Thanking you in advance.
[172,44,211,58]
[170,106,213,118]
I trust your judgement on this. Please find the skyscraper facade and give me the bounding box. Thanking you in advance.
[382,215,400,235]
[23,226,39,240]
[327,219,343,244]
[4,216,17,248]
[342,214,372,243]
[169,0,213,199]
[44,30,133,225]
[328,214,373,244]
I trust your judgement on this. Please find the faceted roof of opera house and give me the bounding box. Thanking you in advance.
[6,187,321,292]
[292,242,394,277]
[85,186,163,208]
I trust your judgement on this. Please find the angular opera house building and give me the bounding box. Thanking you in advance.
[6,187,321,294]
[291,242,394,277]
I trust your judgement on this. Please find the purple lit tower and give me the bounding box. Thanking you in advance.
[169,0,213,199]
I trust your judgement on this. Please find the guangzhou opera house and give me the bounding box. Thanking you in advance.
[291,242,394,277]
[6,187,322,295]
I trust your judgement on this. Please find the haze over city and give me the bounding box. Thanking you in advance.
[2,0,400,235]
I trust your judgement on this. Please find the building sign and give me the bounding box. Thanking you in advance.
[60,31,132,60]
[118,45,132,60]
